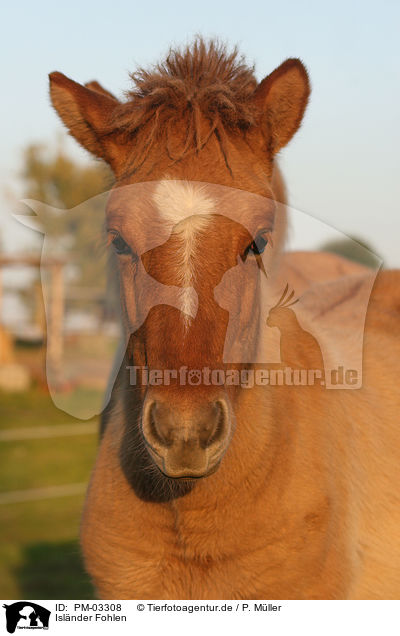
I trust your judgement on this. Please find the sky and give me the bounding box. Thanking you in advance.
[1,0,399,265]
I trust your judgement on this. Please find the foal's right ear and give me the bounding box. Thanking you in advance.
[49,72,118,165]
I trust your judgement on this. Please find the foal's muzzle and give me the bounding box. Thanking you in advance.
[141,396,232,478]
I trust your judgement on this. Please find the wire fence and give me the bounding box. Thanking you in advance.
[1,421,96,503]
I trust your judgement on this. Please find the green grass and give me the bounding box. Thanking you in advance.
[0,435,97,493]
[1,497,95,599]
[0,389,99,599]
[0,389,75,429]
[0,388,104,429]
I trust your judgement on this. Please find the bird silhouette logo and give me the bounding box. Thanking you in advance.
[266,284,325,373]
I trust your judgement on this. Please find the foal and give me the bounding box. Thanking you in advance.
[49,39,400,599]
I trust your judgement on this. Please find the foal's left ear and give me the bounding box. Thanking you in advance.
[254,59,310,154]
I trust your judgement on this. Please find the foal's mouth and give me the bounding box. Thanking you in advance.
[154,458,222,481]
[144,442,223,481]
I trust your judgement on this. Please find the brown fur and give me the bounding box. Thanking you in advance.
[49,39,400,599]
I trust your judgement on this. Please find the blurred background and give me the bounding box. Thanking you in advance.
[0,0,398,599]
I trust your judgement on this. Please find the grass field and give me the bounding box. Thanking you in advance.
[0,389,100,599]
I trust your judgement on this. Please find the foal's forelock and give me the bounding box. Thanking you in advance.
[153,180,215,325]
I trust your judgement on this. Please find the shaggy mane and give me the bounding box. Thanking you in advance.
[109,38,259,173]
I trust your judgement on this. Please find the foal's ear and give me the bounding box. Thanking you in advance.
[84,80,119,102]
[49,72,118,164]
[254,59,310,154]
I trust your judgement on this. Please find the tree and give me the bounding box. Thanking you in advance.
[319,235,380,269]
[19,140,118,317]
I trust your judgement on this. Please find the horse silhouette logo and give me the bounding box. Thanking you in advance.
[2,602,50,633]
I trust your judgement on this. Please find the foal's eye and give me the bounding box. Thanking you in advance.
[245,234,268,258]
[111,233,132,256]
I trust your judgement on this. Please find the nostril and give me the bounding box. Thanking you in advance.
[144,399,230,454]
[146,402,173,448]
[201,400,227,448]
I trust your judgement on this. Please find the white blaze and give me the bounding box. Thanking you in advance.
[153,180,214,323]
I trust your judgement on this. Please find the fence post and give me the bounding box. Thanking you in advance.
[47,261,64,386]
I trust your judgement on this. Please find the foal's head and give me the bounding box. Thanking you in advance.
[49,39,310,480]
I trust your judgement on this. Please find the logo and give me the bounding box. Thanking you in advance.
[2,603,50,633]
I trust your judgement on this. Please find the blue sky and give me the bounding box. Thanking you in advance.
[1,0,399,264]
